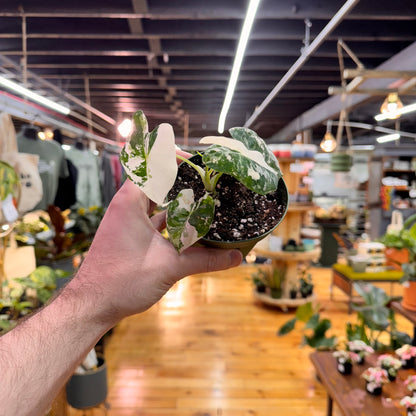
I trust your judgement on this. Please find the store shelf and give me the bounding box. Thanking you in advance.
[253,290,316,312]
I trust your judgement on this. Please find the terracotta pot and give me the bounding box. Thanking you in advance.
[385,247,409,271]
[402,281,416,311]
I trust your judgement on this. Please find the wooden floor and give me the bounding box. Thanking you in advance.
[68,263,411,416]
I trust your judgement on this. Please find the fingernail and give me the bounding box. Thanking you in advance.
[229,250,243,266]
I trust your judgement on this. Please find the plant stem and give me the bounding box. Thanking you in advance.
[176,154,222,193]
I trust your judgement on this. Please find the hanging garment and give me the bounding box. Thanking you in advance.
[17,128,69,210]
[64,147,102,208]
[54,158,78,210]
[0,113,18,154]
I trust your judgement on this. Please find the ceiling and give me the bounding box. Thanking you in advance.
[1,0,416,147]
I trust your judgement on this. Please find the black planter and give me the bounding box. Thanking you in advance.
[66,355,107,409]
[366,383,382,396]
[173,154,289,257]
[401,357,415,369]
[336,360,352,375]
[289,289,297,299]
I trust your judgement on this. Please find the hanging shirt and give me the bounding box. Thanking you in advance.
[17,133,69,210]
[64,147,102,208]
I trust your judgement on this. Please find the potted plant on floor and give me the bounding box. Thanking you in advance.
[120,110,288,255]
[66,348,108,410]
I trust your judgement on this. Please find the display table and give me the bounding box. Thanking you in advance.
[253,247,321,301]
[310,351,410,416]
[331,263,403,313]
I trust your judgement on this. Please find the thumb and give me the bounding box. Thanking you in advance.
[176,247,243,277]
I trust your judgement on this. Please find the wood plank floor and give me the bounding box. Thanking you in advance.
[68,264,411,416]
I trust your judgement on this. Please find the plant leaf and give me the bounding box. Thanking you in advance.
[200,127,282,195]
[295,302,314,322]
[120,111,177,205]
[277,318,297,336]
[167,189,215,252]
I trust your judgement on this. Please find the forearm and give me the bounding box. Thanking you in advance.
[0,271,114,416]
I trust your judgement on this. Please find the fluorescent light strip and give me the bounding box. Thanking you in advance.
[375,102,416,121]
[218,0,260,133]
[0,75,70,115]
[376,133,400,143]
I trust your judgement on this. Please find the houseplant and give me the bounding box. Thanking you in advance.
[346,340,374,365]
[379,213,416,310]
[404,375,416,396]
[333,350,359,375]
[396,344,416,369]
[120,110,288,255]
[277,301,337,349]
[361,366,389,395]
[400,396,416,416]
[376,354,402,381]
[0,265,69,334]
[251,266,286,299]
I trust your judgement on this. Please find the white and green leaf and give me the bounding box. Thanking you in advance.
[120,111,178,205]
[199,127,282,195]
[167,189,215,252]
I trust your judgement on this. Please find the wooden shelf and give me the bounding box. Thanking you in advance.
[253,290,316,312]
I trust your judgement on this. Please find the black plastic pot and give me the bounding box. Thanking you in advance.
[200,177,288,257]
[66,355,107,409]
[173,155,289,257]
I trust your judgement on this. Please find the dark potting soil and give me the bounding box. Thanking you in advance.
[167,156,287,242]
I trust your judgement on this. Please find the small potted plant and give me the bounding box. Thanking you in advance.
[289,282,298,299]
[299,269,314,298]
[377,354,402,381]
[396,344,416,369]
[120,111,288,255]
[347,340,374,365]
[251,268,268,293]
[333,350,359,375]
[404,375,416,396]
[401,395,416,416]
[361,367,389,395]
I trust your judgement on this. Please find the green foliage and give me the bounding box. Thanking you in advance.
[0,266,70,334]
[379,213,416,283]
[120,110,284,252]
[277,302,337,350]
[277,283,411,351]
[348,283,411,350]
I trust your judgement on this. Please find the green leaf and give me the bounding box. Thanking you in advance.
[277,318,297,336]
[295,302,314,322]
[200,128,282,195]
[304,313,320,330]
[167,189,215,252]
[120,111,177,205]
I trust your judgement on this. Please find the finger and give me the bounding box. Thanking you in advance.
[150,210,167,231]
[176,247,243,278]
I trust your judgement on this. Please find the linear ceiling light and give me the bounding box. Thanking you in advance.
[376,133,400,143]
[375,101,416,122]
[217,0,261,133]
[0,75,70,115]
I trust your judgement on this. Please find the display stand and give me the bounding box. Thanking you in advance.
[315,220,345,267]
[253,247,321,308]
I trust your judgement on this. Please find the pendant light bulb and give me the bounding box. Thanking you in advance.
[380,93,403,120]
[320,131,337,153]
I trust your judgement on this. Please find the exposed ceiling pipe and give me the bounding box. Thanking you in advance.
[244,0,360,129]
[0,53,116,126]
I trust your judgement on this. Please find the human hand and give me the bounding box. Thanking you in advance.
[73,156,242,323]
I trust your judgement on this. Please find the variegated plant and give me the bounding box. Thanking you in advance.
[120,111,283,253]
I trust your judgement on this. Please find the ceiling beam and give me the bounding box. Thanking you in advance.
[271,40,416,142]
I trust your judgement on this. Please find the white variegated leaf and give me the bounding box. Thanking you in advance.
[167,189,215,252]
[199,127,282,195]
[120,111,177,205]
